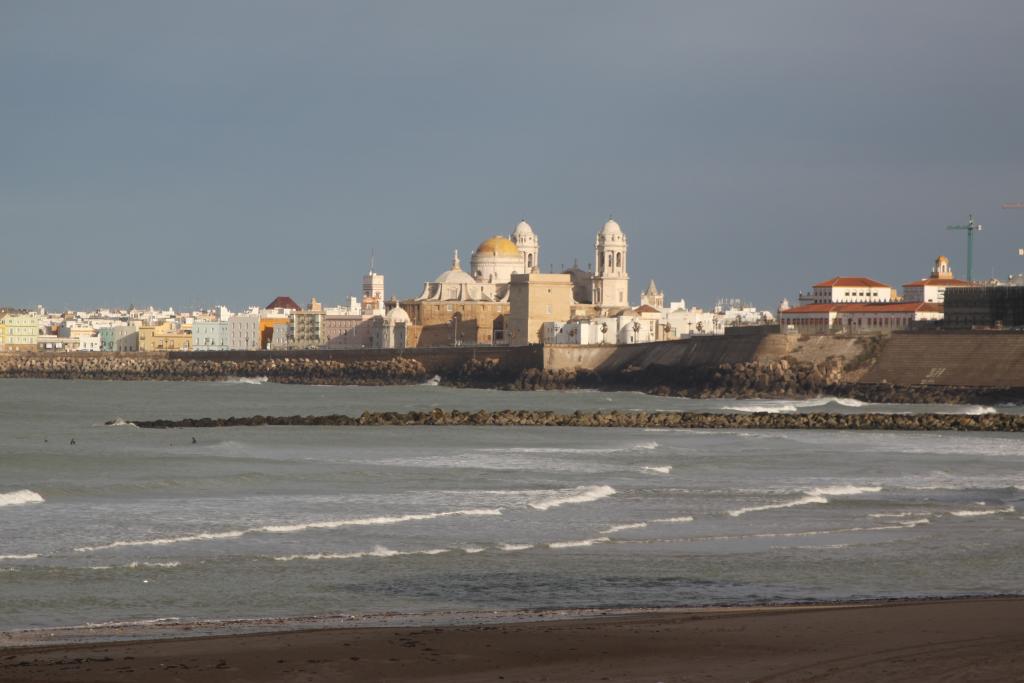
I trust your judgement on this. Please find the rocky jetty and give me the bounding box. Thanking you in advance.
[125,409,1024,432]
[0,354,427,385]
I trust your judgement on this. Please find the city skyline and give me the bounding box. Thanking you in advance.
[3,2,1024,311]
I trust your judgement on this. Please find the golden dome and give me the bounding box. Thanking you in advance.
[474,235,520,258]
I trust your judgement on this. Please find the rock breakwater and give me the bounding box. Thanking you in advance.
[125,409,1024,432]
[0,354,427,385]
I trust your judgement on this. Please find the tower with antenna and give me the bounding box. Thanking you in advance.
[946,214,982,282]
[361,251,384,312]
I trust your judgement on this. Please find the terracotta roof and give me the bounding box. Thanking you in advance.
[634,304,660,314]
[902,278,973,288]
[266,296,301,310]
[812,277,893,289]
[781,302,943,315]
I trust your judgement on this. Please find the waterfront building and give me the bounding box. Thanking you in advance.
[259,296,299,349]
[0,310,40,351]
[507,272,574,346]
[99,325,140,352]
[779,302,943,334]
[289,308,325,349]
[902,256,974,303]
[361,271,384,313]
[227,314,260,350]
[138,323,191,351]
[192,321,229,351]
[798,277,898,304]
[943,286,1024,328]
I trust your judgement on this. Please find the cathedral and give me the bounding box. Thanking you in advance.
[403,218,632,346]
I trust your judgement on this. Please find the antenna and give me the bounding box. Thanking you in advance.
[369,249,375,273]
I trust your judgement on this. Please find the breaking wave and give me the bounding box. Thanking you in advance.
[75,508,502,552]
[548,537,611,549]
[527,485,616,511]
[651,516,694,524]
[949,505,1015,517]
[0,489,45,507]
[274,546,451,562]
[221,376,268,385]
[103,417,137,427]
[727,485,881,517]
[641,466,672,474]
[601,522,647,534]
[498,543,533,551]
[0,553,38,560]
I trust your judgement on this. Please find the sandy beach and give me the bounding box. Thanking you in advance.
[2,598,1023,682]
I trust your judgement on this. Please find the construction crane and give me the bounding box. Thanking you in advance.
[946,214,982,281]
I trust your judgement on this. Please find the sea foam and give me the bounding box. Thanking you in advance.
[641,466,672,474]
[0,553,39,560]
[528,485,616,511]
[0,490,45,507]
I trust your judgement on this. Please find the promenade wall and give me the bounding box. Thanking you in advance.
[858,331,1024,388]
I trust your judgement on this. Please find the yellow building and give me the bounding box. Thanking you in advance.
[138,323,192,351]
[507,273,574,346]
[0,310,40,351]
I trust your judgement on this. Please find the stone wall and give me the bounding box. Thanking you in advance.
[859,331,1024,388]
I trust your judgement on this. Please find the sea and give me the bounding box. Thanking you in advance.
[2,378,1023,637]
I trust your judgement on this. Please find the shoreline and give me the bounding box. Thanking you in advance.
[4,596,1023,681]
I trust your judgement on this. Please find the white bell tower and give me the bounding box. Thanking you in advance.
[591,218,629,306]
[511,219,540,273]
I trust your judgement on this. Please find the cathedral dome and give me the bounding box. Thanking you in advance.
[474,235,521,258]
[435,250,477,285]
[386,303,410,324]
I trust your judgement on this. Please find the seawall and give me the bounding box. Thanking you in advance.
[858,331,1024,388]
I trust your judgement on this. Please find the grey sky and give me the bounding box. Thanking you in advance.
[3,1,1023,311]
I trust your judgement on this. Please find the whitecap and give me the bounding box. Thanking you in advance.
[221,376,268,384]
[548,537,611,549]
[498,543,533,552]
[949,505,1015,517]
[462,546,486,554]
[0,490,45,507]
[528,485,616,511]
[600,522,647,534]
[75,508,502,552]
[0,553,38,560]
[274,546,451,562]
[651,516,694,524]
[641,466,672,474]
[723,403,799,414]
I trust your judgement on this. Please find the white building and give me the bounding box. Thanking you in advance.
[227,314,260,350]
[902,256,974,303]
[510,220,539,272]
[799,277,897,304]
[193,320,229,351]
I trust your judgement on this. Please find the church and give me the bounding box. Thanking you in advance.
[400,218,633,346]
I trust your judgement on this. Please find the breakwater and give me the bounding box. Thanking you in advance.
[125,409,1024,432]
[0,353,427,385]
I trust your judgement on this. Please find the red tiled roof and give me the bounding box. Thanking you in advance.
[266,296,301,310]
[634,305,660,314]
[812,277,893,289]
[902,278,974,288]
[782,302,943,315]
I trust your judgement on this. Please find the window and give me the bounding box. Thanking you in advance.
[615,252,622,268]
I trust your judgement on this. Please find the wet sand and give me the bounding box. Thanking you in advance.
[2,598,1023,682]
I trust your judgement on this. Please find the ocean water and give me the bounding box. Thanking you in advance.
[1,378,1023,633]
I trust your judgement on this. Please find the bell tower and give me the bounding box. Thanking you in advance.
[591,218,629,306]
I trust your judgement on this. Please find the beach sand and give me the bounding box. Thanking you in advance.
[2,598,1023,681]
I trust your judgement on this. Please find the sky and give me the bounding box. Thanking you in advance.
[3,1,1023,312]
